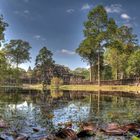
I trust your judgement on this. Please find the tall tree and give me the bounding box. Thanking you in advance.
[0,50,8,83]
[0,15,8,83]
[105,23,138,79]
[127,48,140,78]
[76,37,98,82]
[35,47,54,84]
[77,5,108,84]
[105,18,121,79]
[5,40,31,68]
[4,40,31,84]
[118,26,138,78]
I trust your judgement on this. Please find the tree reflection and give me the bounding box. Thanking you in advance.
[0,88,140,138]
[88,90,101,122]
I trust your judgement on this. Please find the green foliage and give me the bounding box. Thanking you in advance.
[51,77,63,87]
[72,67,89,80]
[102,65,112,80]
[76,5,108,82]
[35,47,54,67]
[105,47,122,79]
[0,50,8,83]
[3,40,31,84]
[76,38,97,81]
[76,37,98,67]
[0,16,9,83]
[84,5,108,38]
[127,49,140,77]
[4,40,31,68]
[105,25,138,79]
[35,47,55,83]
[77,5,139,81]
[0,15,8,43]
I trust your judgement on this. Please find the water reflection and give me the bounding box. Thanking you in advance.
[0,88,140,139]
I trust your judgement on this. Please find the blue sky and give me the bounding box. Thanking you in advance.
[0,0,140,70]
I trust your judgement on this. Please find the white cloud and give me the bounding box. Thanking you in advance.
[81,3,90,10]
[60,49,75,55]
[33,35,47,42]
[105,4,122,13]
[121,13,131,20]
[66,9,75,13]
[34,35,41,40]
[24,10,29,14]
[13,10,30,16]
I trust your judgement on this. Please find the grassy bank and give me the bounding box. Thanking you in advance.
[22,84,44,90]
[0,85,23,88]
[59,85,140,92]
[0,84,43,90]
[1,84,140,92]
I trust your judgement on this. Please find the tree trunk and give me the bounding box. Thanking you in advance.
[115,68,118,80]
[89,63,93,82]
[89,94,94,121]
[16,61,19,85]
[115,51,119,80]
[120,72,124,79]
[98,46,100,86]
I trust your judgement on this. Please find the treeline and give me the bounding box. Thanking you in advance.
[0,14,78,85]
[0,15,32,84]
[0,13,88,85]
[76,5,140,82]
[0,15,53,84]
[0,5,140,85]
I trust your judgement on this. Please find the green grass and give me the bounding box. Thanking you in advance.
[0,85,22,88]
[1,84,140,92]
[22,84,44,90]
[59,85,140,92]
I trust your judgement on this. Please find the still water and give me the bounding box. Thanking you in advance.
[0,88,140,139]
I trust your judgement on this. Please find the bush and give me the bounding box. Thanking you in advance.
[51,77,63,87]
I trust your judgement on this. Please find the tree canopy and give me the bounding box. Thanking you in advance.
[76,5,139,82]
[5,39,31,68]
[76,5,108,83]
[0,5,140,85]
[35,47,55,84]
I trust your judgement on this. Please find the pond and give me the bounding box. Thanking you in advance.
[0,87,140,140]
